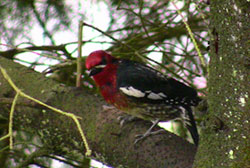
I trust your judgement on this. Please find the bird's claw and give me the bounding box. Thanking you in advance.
[102,105,116,112]
[117,115,137,127]
[134,129,165,144]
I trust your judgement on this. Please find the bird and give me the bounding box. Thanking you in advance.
[85,50,201,146]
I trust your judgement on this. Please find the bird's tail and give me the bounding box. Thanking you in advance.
[183,106,199,146]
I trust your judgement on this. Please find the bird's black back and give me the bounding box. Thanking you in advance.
[116,59,201,106]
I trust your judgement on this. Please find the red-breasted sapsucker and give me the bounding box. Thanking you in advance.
[86,50,201,146]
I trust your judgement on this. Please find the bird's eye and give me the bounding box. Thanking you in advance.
[89,67,104,76]
[100,57,107,65]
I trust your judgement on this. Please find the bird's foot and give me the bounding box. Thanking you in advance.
[134,129,165,144]
[117,115,139,127]
[133,119,163,144]
[102,105,117,112]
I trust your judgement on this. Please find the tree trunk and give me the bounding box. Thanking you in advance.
[194,1,249,167]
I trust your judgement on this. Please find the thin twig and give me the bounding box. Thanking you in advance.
[76,21,83,87]
[16,148,48,168]
[0,134,10,142]
[0,44,66,61]
[170,1,206,69]
[9,93,19,149]
[45,155,82,168]
[31,4,56,45]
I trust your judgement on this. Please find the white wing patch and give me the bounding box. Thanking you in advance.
[158,92,167,98]
[147,92,167,100]
[120,87,145,98]
[147,92,163,100]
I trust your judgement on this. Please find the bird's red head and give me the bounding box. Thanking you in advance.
[86,50,114,70]
[85,50,128,108]
[85,50,116,77]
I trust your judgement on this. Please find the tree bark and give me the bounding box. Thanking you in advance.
[194,1,249,167]
[0,56,197,168]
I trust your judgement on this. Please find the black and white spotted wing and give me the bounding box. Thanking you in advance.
[116,59,200,106]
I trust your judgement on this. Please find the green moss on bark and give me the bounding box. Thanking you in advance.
[194,1,249,167]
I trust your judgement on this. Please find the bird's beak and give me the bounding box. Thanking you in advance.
[88,67,103,76]
[88,64,106,76]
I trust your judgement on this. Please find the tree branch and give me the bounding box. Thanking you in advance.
[0,56,197,168]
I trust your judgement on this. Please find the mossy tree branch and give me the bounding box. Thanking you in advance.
[0,55,196,167]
